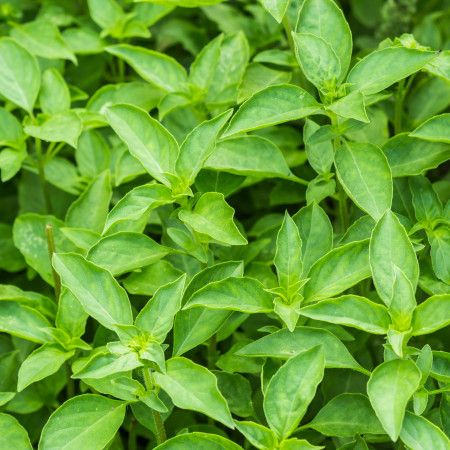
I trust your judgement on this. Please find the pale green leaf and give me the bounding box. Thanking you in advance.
[0,413,32,450]
[412,294,450,336]
[409,113,450,143]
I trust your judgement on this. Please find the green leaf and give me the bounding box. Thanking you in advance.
[173,261,243,356]
[429,226,450,284]
[274,212,303,295]
[0,413,32,450]
[367,359,421,441]
[307,393,384,437]
[17,344,74,391]
[0,302,51,343]
[278,438,321,450]
[88,0,124,32]
[11,20,76,63]
[412,294,450,335]
[409,175,443,224]
[38,394,126,450]
[293,203,333,276]
[304,119,334,175]
[334,142,392,220]
[179,192,247,246]
[65,171,111,233]
[383,133,450,177]
[13,214,77,285]
[409,113,450,143]
[264,346,325,439]
[205,136,291,178]
[370,210,419,306]
[135,275,186,342]
[223,84,320,137]
[104,183,173,234]
[106,104,179,186]
[0,38,40,113]
[39,68,71,115]
[106,44,187,92]
[300,295,390,334]
[24,111,82,148]
[347,47,437,95]
[259,0,290,23]
[236,326,365,373]
[87,232,170,276]
[235,420,277,450]
[303,240,370,302]
[292,32,341,91]
[153,357,234,427]
[184,277,273,313]
[53,253,133,333]
[400,411,450,450]
[175,110,232,186]
[296,0,352,82]
[326,91,369,123]
[154,432,243,450]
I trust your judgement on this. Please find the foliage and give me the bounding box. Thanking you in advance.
[0,0,449,449]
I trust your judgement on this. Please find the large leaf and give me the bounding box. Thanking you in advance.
[409,113,450,143]
[300,295,390,334]
[179,192,247,246]
[153,357,234,427]
[307,393,384,437]
[53,253,133,332]
[223,84,320,137]
[236,327,366,373]
[411,294,450,335]
[367,359,421,441]
[303,240,370,302]
[38,394,126,450]
[0,413,32,450]
[205,136,291,178]
[0,38,40,113]
[184,277,273,313]
[370,210,419,305]
[106,44,187,92]
[347,47,437,95]
[264,346,325,439]
[106,104,179,186]
[335,142,392,220]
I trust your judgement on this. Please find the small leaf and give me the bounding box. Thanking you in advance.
[153,357,234,428]
[304,240,370,302]
[235,420,277,450]
[303,119,334,175]
[53,253,133,333]
[106,104,179,186]
[264,346,325,439]
[326,91,369,123]
[0,38,40,112]
[179,192,247,246]
[39,68,71,115]
[409,113,450,143]
[335,142,392,220]
[412,294,450,335]
[184,277,273,313]
[0,413,32,450]
[300,295,390,334]
[370,210,419,305]
[388,266,416,332]
[367,359,421,441]
[400,411,450,450]
[154,432,243,450]
[307,393,384,437]
[223,84,320,137]
[259,0,290,23]
[106,44,187,92]
[135,275,186,342]
[38,394,126,450]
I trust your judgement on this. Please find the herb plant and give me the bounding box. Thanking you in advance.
[0,0,449,449]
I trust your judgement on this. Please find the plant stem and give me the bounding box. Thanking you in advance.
[337,181,349,232]
[45,224,61,301]
[207,334,217,369]
[143,368,167,445]
[282,15,296,55]
[128,418,137,450]
[35,138,52,214]
[66,371,75,398]
[427,387,450,395]
[394,78,406,134]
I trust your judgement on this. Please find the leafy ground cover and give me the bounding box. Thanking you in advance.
[0,0,449,449]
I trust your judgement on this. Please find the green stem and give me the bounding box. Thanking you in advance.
[337,181,349,232]
[45,224,61,301]
[427,387,450,395]
[394,78,406,134]
[143,368,167,445]
[282,15,296,55]
[207,334,217,370]
[128,419,137,450]
[35,139,52,214]
[66,370,75,398]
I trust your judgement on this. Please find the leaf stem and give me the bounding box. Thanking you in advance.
[35,138,52,214]
[282,15,296,56]
[45,224,61,301]
[143,368,167,445]
[427,387,450,395]
[394,78,406,134]
[207,334,217,369]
